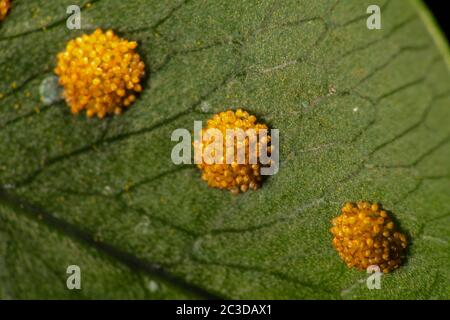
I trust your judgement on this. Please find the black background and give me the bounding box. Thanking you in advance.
[424,1,449,40]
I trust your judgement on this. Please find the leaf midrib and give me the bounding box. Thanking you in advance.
[0,187,224,299]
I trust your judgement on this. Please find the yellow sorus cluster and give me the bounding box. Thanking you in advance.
[0,0,10,21]
[331,201,407,274]
[54,29,145,118]
[194,109,270,195]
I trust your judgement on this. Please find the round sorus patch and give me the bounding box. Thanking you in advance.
[0,0,10,21]
[194,109,270,195]
[330,201,407,273]
[54,29,145,118]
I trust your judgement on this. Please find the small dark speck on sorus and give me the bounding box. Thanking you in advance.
[0,0,448,315]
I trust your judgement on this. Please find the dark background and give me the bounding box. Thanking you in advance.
[424,1,449,40]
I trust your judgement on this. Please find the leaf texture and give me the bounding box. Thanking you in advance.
[0,0,449,299]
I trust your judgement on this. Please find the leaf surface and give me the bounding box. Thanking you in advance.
[0,0,449,299]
